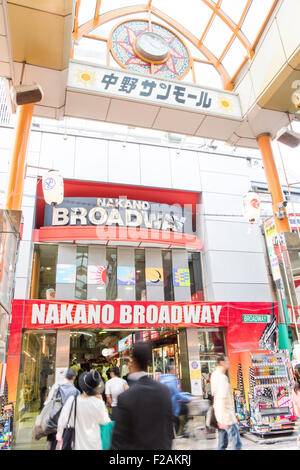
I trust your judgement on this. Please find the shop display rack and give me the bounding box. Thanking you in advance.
[250,352,296,436]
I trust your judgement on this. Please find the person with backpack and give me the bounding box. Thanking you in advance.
[44,369,80,450]
[158,363,191,436]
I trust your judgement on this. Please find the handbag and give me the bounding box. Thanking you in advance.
[61,396,77,450]
[45,387,63,434]
[33,398,53,439]
[206,397,218,430]
[100,421,115,450]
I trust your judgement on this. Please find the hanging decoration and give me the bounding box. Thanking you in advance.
[242,191,261,228]
[42,170,64,206]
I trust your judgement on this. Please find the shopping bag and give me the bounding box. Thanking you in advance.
[32,412,45,440]
[100,421,115,450]
[206,405,218,430]
[33,399,53,438]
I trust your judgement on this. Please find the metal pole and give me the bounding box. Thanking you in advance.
[257,133,292,356]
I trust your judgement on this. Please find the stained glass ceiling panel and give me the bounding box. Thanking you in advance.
[73,0,279,90]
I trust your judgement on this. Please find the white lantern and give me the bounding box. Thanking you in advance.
[42,170,64,206]
[102,348,109,357]
[242,191,261,224]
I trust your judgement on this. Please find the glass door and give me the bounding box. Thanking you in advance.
[198,328,225,398]
[14,331,56,449]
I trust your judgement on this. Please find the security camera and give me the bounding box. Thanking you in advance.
[10,83,43,106]
[276,127,300,148]
[277,201,287,209]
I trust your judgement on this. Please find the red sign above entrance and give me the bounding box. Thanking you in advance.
[16,300,228,329]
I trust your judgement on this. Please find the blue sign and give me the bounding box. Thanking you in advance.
[118,334,133,352]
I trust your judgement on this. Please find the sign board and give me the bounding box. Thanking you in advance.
[44,197,193,234]
[68,62,242,120]
[18,300,227,329]
[189,360,201,379]
[55,367,68,385]
[118,334,133,353]
[264,217,281,281]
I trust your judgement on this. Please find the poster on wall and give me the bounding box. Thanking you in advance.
[117,267,136,285]
[264,217,281,282]
[191,379,202,396]
[146,268,164,286]
[173,268,191,287]
[87,265,107,285]
[55,367,68,385]
[56,264,76,284]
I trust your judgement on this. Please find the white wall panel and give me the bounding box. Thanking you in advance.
[108,141,140,185]
[39,133,75,178]
[250,21,286,100]
[204,220,265,253]
[205,282,272,302]
[170,149,201,191]
[199,152,248,176]
[200,192,245,218]
[276,0,300,62]
[15,241,32,278]
[0,148,8,171]
[13,277,28,299]
[140,145,172,188]
[74,137,108,182]
[0,127,13,149]
[205,250,269,284]
[28,131,42,153]
[200,172,250,195]
[20,206,35,241]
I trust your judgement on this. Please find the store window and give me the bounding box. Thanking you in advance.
[17,331,56,415]
[75,246,88,300]
[162,250,174,301]
[188,252,204,300]
[30,244,58,299]
[135,249,146,301]
[106,247,117,300]
[198,329,226,398]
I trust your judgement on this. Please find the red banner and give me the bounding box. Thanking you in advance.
[14,299,228,329]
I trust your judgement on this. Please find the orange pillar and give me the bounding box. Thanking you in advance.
[4,103,34,210]
[257,133,290,233]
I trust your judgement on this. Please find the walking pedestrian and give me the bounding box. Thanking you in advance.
[292,364,300,449]
[122,358,130,381]
[56,370,110,450]
[210,354,242,450]
[105,366,128,420]
[110,342,174,450]
[158,364,190,436]
[44,369,80,450]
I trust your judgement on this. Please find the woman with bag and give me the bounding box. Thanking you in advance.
[56,370,111,450]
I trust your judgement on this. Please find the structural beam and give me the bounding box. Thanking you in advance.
[4,103,34,211]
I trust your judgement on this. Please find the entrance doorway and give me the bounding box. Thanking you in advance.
[15,330,56,449]
[68,328,181,383]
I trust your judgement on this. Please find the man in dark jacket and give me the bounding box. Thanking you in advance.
[110,342,174,450]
